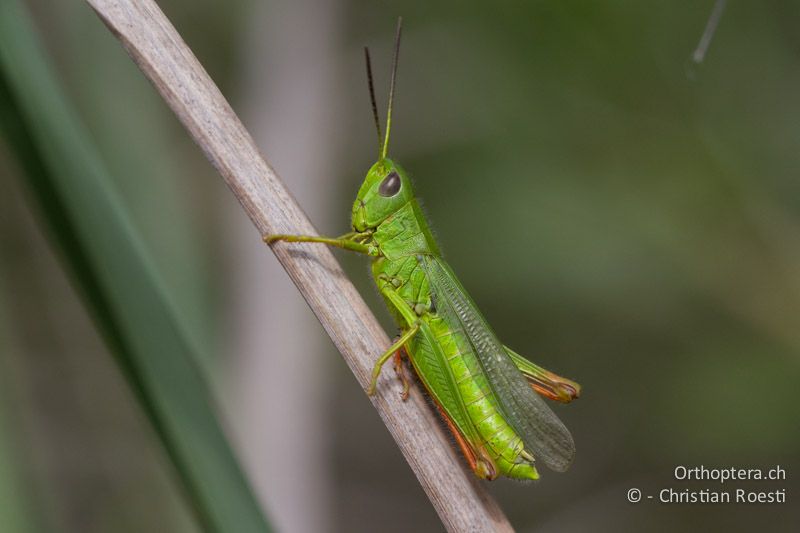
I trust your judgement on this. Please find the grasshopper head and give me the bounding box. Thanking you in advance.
[352,158,413,231]
[354,20,409,232]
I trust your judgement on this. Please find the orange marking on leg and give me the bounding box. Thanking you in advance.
[435,402,478,471]
[433,402,497,480]
[393,346,411,401]
[527,378,581,403]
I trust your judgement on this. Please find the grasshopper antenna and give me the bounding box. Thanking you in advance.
[381,16,402,161]
[364,47,382,159]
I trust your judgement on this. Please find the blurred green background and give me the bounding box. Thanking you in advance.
[1,1,799,532]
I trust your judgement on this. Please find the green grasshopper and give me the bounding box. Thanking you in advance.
[266,18,580,481]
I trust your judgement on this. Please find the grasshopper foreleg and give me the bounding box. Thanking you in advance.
[264,232,375,255]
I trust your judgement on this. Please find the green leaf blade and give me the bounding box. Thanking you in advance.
[0,2,272,532]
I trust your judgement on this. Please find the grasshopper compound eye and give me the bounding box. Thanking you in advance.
[379,171,401,197]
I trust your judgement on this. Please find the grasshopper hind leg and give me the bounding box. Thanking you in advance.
[432,400,498,480]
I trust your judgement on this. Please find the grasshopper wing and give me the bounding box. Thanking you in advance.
[419,255,575,472]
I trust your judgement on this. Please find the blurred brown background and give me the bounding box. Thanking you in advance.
[1,1,799,532]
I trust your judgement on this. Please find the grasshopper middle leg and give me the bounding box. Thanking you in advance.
[367,323,420,396]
